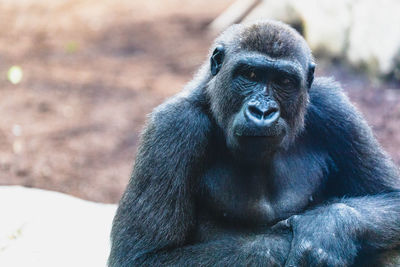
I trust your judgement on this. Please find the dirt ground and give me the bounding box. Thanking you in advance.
[0,0,399,203]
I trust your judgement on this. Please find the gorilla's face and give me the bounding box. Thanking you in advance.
[208,48,313,161]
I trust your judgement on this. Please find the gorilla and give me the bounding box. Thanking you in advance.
[109,20,400,266]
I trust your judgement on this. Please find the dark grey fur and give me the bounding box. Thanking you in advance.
[109,20,400,267]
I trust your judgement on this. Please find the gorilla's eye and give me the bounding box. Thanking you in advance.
[280,78,291,85]
[243,71,257,81]
[249,72,256,80]
[276,76,295,88]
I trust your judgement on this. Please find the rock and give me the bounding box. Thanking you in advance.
[346,0,400,76]
[0,186,116,267]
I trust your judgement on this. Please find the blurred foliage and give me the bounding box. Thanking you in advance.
[65,41,79,53]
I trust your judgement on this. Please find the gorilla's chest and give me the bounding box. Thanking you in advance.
[198,151,328,226]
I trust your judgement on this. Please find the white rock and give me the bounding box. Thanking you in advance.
[346,0,400,75]
[0,186,117,267]
[292,0,352,57]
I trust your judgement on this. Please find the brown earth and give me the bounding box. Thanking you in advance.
[0,0,399,203]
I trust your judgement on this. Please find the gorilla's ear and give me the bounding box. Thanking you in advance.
[210,45,225,76]
[307,62,315,89]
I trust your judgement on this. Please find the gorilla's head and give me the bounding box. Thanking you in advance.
[206,20,315,161]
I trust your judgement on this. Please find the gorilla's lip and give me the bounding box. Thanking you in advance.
[234,127,287,143]
[235,128,286,139]
[240,134,283,140]
[232,121,287,140]
[240,134,278,138]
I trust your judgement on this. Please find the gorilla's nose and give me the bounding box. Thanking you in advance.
[245,102,280,127]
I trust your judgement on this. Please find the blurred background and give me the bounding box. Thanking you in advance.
[0,0,399,204]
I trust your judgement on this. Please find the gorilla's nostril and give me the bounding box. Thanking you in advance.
[248,105,264,120]
[263,108,279,119]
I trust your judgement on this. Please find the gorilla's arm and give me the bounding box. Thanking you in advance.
[285,78,400,266]
[285,194,400,266]
[128,233,291,266]
[108,90,291,267]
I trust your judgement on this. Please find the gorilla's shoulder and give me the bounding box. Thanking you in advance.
[309,77,346,109]
[307,77,357,119]
[149,88,212,136]
[305,77,367,140]
[153,88,207,116]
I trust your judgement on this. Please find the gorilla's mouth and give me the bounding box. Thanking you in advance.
[228,119,288,156]
[241,134,283,139]
[231,127,286,154]
[234,123,286,140]
[239,131,286,144]
[231,109,287,142]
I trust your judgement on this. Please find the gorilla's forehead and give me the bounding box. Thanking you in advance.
[238,21,309,61]
[232,53,305,77]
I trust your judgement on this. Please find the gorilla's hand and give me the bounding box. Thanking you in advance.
[257,227,293,266]
[284,203,361,267]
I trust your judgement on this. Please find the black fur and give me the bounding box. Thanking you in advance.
[109,20,400,267]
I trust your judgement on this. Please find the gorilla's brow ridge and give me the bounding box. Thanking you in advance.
[233,56,304,78]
